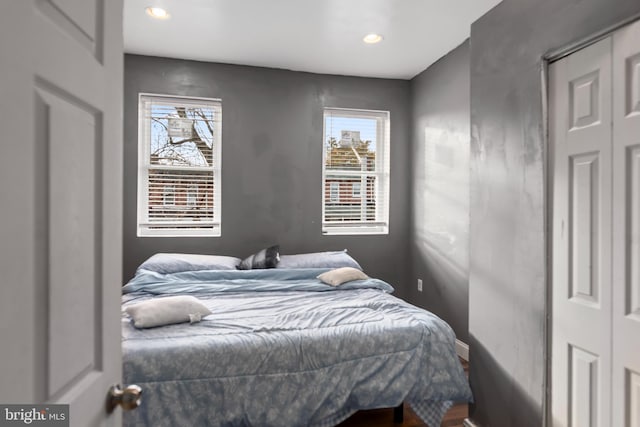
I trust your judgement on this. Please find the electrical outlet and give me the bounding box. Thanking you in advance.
[417,278,423,292]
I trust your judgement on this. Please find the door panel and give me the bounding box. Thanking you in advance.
[627,54,640,115]
[612,18,640,427]
[48,0,97,39]
[39,85,101,399]
[550,36,612,427]
[0,1,123,426]
[569,346,600,427]
[628,370,640,427]
[630,146,640,318]
[569,152,600,306]
[570,71,600,129]
[37,0,103,59]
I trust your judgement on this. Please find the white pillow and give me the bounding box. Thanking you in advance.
[317,267,368,286]
[125,296,212,329]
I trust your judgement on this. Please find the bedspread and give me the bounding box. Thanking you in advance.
[121,269,471,427]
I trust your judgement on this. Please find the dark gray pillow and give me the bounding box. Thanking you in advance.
[238,245,280,270]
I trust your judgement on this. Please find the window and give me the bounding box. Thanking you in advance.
[186,185,198,207]
[330,182,340,202]
[138,94,222,237]
[162,186,175,207]
[352,183,361,198]
[322,108,390,235]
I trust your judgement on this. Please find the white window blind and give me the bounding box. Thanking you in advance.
[322,108,390,235]
[137,94,222,237]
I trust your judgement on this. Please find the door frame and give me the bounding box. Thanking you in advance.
[542,13,640,427]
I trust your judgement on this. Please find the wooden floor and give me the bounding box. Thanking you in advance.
[337,359,469,427]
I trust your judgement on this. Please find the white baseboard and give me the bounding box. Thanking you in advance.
[456,339,469,361]
[463,418,479,427]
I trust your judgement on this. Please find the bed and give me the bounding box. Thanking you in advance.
[121,252,472,427]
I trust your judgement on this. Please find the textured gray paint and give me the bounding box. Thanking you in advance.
[469,1,640,426]
[409,42,470,344]
[123,55,411,295]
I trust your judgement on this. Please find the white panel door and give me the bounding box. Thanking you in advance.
[0,1,124,426]
[550,37,613,427]
[612,19,640,427]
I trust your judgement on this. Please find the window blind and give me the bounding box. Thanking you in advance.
[137,94,222,237]
[322,108,390,235]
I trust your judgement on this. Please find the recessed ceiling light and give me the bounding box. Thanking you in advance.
[363,34,383,44]
[146,7,170,19]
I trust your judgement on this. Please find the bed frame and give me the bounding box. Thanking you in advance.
[394,403,404,423]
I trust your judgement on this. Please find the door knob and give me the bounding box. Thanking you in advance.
[106,384,142,413]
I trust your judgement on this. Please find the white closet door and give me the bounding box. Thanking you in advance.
[612,19,640,427]
[550,37,613,427]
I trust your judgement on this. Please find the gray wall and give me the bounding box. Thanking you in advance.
[123,55,412,294]
[469,1,640,426]
[409,42,470,343]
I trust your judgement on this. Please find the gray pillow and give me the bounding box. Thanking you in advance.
[125,296,212,329]
[137,253,242,274]
[317,267,368,286]
[277,250,362,270]
[238,245,280,270]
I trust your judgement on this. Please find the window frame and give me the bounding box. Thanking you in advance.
[321,107,390,235]
[137,93,222,237]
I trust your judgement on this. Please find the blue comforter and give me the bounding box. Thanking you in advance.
[122,269,472,427]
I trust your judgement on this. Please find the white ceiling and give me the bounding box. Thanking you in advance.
[124,0,501,80]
